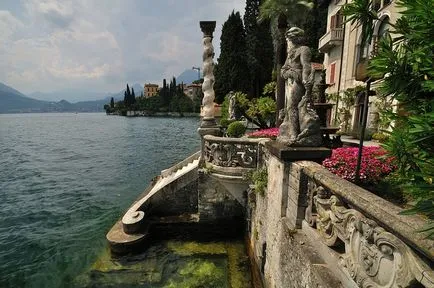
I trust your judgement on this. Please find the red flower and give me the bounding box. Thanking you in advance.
[322,147,396,184]
[247,128,279,138]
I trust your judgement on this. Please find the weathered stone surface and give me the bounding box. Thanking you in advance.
[197,172,244,221]
[266,141,331,163]
[277,27,322,147]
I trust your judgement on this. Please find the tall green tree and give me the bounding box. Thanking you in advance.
[131,87,136,104]
[214,11,250,103]
[244,0,274,98]
[110,97,114,108]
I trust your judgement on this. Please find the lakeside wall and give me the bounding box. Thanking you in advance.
[107,137,434,287]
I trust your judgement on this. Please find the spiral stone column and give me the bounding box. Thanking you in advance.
[198,21,221,166]
[199,21,217,127]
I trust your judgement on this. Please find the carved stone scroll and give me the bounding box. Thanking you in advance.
[312,184,432,287]
[203,138,258,169]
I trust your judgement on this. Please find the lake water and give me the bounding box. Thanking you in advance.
[0,113,201,287]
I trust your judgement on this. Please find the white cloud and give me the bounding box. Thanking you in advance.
[0,0,246,99]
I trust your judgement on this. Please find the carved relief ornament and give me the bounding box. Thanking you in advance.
[312,185,432,288]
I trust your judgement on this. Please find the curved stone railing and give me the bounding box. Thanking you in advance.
[161,151,201,178]
[122,152,200,234]
[203,135,268,170]
[297,161,434,288]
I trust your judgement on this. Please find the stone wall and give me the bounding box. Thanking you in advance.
[248,146,434,288]
[197,171,245,222]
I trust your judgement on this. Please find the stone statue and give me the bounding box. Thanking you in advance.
[228,91,236,120]
[277,27,322,147]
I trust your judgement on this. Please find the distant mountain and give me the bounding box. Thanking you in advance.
[29,90,109,103]
[0,82,148,113]
[107,83,144,101]
[0,83,48,113]
[176,69,201,85]
[0,82,107,113]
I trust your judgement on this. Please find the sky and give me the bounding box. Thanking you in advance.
[0,0,245,100]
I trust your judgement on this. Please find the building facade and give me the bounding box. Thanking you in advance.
[320,0,400,134]
[144,83,159,98]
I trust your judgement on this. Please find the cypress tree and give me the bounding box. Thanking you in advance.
[124,91,128,106]
[110,97,114,108]
[244,0,274,98]
[131,87,136,104]
[214,11,250,103]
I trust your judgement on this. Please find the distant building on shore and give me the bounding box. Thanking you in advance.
[144,83,159,98]
[184,83,202,101]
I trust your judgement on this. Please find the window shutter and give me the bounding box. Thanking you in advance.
[329,63,336,84]
[330,15,336,29]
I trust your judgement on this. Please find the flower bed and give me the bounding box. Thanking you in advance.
[246,128,279,139]
[322,147,396,185]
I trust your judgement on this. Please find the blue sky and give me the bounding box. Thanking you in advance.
[0,0,245,99]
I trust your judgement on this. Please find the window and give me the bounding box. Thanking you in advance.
[329,63,336,84]
[330,10,344,29]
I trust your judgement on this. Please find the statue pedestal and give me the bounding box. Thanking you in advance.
[265,141,331,163]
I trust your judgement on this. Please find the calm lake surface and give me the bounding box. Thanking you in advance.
[0,113,201,287]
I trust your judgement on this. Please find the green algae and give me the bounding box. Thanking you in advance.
[167,241,227,256]
[77,240,252,288]
[227,243,252,288]
[164,259,227,288]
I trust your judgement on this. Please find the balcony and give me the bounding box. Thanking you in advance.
[318,28,344,53]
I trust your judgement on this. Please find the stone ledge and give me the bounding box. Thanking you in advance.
[265,141,331,163]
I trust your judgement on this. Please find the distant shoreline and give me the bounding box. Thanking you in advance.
[107,111,201,118]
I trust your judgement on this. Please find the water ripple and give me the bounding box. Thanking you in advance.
[0,113,200,287]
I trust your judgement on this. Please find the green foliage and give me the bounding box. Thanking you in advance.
[246,168,268,196]
[366,0,434,236]
[226,121,246,138]
[214,11,250,103]
[342,0,378,50]
[371,132,389,143]
[235,91,276,128]
[244,0,274,98]
[329,86,364,132]
[262,81,276,98]
[220,119,237,128]
[258,0,312,27]
[164,260,225,288]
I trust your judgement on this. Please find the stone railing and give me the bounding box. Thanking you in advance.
[318,28,344,52]
[161,151,201,178]
[298,161,434,288]
[203,135,266,169]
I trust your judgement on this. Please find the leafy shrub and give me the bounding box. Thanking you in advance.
[322,147,396,185]
[226,121,246,138]
[372,132,389,143]
[245,168,268,196]
[247,127,279,139]
[219,119,236,128]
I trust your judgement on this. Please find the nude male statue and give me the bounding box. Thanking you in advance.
[277,27,322,147]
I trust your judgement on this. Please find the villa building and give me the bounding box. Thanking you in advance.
[184,83,202,101]
[320,0,400,134]
[144,83,159,98]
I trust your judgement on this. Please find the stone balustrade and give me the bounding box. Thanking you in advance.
[249,144,434,288]
[202,135,267,169]
[300,161,434,287]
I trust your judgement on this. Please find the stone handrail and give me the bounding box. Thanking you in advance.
[297,161,434,287]
[203,135,267,169]
[161,151,201,178]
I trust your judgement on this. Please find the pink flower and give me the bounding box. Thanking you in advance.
[247,128,279,138]
[322,147,396,184]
